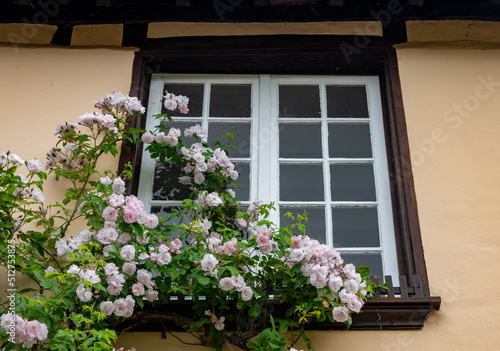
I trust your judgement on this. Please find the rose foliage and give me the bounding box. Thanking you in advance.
[0,92,379,351]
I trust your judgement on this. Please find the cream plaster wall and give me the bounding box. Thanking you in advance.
[0,46,135,202]
[0,45,135,301]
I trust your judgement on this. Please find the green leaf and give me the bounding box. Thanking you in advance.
[197,276,211,285]
[248,303,261,319]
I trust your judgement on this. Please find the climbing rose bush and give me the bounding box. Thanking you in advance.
[0,92,378,351]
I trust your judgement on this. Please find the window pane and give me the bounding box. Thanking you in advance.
[162,83,204,117]
[210,84,251,117]
[151,206,190,244]
[279,85,321,118]
[233,162,250,202]
[280,206,326,243]
[161,121,200,147]
[280,164,324,201]
[280,123,322,158]
[327,86,369,118]
[341,253,383,280]
[330,164,376,201]
[152,162,192,201]
[328,123,372,158]
[208,122,251,158]
[331,207,380,247]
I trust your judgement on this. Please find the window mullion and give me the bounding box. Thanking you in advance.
[319,82,333,248]
[137,76,165,213]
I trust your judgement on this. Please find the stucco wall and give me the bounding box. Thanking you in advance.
[0,46,135,202]
[1,22,500,351]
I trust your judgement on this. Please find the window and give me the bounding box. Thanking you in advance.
[137,74,399,283]
[118,36,438,329]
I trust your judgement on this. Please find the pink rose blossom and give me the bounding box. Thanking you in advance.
[132,283,145,296]
[122,262,137,275]
[241,286,253,301]
[120,245,136,261]
[100,301,115,316]
[123,207,138,223]
[332,306,349,323]
[142,131,154,144]
[27,159,43,173]
[112,178,126,194]
[103,206,118,222]
[214,316,225,331]
[219,277,234,291]
[109,193,125,207]
[145,289,159,302]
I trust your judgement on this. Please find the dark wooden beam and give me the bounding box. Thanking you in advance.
[254,0,269,5]
[176,0,191,6]
[51,24,73,46]
[122,23,148,47]
[270,0,318,4]
[16,0,31,5]
[407,0,424,6]
[383,19,407,46]
[330,0,344,6]
[96,0,113,7]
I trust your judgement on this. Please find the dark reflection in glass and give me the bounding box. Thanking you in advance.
[328,123,372,158]
[279,85,321,118]
[280,206,326,243]
[327,86,369,118]
[208,122,251,158]
[280,164,324,201]
[162,84,204,117]
[280,123,322,158]
[152,162,193,201]
[330,164,376,201]
[210,85,251,117]
[332,207,380,247]
[341,253,383,280]
[232,162,250,202]
[151,206,190,244]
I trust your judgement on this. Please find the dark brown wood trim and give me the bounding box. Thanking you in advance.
[114,295,441,333]
[385,49,430,296]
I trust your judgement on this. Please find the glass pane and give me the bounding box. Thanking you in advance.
[280,123,322,158]
[162,83,204,117]
[328,123,372,158]
[151,206,190,244]
[208,122,251,158]
[152,162,193,201]
[279,85,321,118]
[210,84,251,117]
[280,164,324,201]
[280,206,326,243]
[331,207,380,247]
[161,121,201,147]
[341,253,383,280]
[233,162,250,202]
[327,86,369,118]
[330,164,376,201]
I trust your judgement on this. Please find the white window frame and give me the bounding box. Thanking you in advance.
[138,73,399,283]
